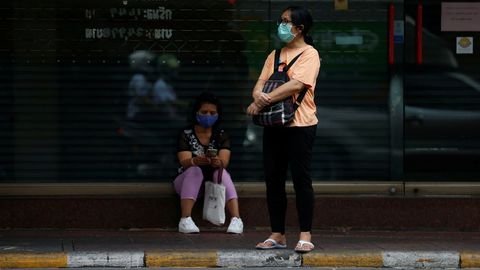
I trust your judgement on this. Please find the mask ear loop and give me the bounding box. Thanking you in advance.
[292,24,303,38]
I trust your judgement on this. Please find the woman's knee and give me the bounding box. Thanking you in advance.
[183,166,204,182]
[216,169,238,200]
[214,168,231,181]
[184,166,202,175]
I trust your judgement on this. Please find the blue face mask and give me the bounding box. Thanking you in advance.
[277,23,296,43]
[196,114,218,128]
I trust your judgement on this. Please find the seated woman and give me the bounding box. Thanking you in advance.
[173,91,243,234]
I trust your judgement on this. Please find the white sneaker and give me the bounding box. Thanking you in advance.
[226,217,243,234]
[178,217,200,234]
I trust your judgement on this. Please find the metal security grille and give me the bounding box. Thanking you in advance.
[0,0,391,182]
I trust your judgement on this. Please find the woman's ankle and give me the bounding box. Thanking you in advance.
[299,231,311,241]
[270,232,286,242]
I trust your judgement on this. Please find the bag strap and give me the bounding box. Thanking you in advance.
[215,167,223,184]
[273,49,281,72]
[283,52,304,73]
[273,49,303,73]
[293,88,308,111]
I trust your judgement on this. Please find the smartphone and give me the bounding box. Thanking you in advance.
[206,148,218,157]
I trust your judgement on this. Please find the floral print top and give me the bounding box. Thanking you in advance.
[176,126,230,179]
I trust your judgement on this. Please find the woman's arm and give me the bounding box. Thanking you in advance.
[178,151,193,169]
[252,79,272,106]
[211,149,231,168]
[266,79,305,103]
[246,79,305,115]
[249,51,275,112]
[247,79,271,115]
[252,79,265,99]
[178,151,211,169]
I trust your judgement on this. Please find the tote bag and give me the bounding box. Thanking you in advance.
[202,168,226,226]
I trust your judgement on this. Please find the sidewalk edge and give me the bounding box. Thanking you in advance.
[1,249,479,268]
[303,250,383,267]
[0,252,67,268]
[461,251,480,268]
[145,250,217,268]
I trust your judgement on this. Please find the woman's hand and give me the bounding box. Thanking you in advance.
[254,92,271,107]
[246,102,262,115]
[210,157,223,168]
[192,155,211,166]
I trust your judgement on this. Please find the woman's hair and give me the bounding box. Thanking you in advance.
[189,91,223,129]
[283,6,314,46]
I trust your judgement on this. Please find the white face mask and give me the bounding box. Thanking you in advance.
[277,23,296,43]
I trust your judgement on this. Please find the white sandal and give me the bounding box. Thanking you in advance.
[294,240,315,253]
[255,238,287,250]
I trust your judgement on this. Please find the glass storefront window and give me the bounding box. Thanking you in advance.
[1,0,478,183]
[404,0,480,180]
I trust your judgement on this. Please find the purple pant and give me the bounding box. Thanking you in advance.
[173,166,238,201]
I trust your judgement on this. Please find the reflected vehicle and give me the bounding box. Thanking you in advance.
[403,11,480,178]
[405,68,480,175]
[313,105,390,180]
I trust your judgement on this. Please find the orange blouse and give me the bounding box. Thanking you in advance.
[258,45,321,127]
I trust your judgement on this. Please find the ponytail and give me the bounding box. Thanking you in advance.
[304,34,314,46]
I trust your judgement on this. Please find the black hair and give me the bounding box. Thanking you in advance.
[283,6,314,46]
[189,91,223,129]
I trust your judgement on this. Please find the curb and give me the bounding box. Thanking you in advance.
[217,250,301,267]
[461,251,480,268]
[303,250,383,267]
[383,251,459,269]
[146,250,218,268]
[68,251,144,268]
[0,252,67,268]
[0,250,479,268]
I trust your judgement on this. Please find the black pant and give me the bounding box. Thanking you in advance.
[263,125,316,234]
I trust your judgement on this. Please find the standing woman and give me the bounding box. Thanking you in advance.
[174,92,243,234]
[247,6,320,253]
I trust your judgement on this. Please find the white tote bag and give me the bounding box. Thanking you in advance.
[202,168,226,226]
